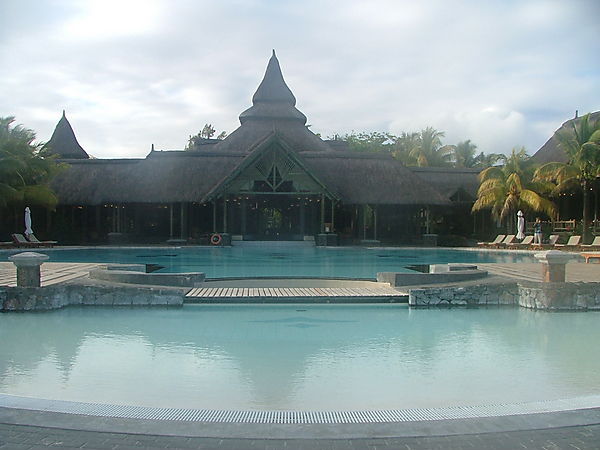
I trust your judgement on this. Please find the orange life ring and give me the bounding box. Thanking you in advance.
[210,233,222,245]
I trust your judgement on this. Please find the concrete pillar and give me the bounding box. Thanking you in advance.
[534,250,574,282]
[8,252,50,287]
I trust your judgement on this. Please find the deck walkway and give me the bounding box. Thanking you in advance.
[479,261,600,283]
[0,262,103,287]
[185,286,407,302]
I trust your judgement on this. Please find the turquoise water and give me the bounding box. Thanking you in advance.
[1,305,599,410]
[1,244,535,278]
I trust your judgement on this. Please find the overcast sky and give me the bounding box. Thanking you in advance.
[1,0,599,158]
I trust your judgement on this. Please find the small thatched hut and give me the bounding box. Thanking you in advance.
[44,51,481,244]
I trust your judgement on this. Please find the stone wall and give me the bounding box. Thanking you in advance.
[518,282,600,311]
[0,284,184,311]
[409,283,519,307]
[408,282,600,311]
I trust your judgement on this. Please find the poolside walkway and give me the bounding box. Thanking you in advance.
[479,261,600,283]
[0,262,104,287]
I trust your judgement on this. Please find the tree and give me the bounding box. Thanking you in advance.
[533,113,600,242]
[0,116,62,209]
[330,131,396,153]
[391,132,420,165]
[408,127,455,167]
[186,123,227,150]
[472,147,556,230]
[453,140,478,168]
[473,151,504,168]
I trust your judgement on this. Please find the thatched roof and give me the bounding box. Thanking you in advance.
[45,111,89,159]
[409,166,480,200]
[532,111,600,164]
[303,153,449,205]
[49,52,449,207]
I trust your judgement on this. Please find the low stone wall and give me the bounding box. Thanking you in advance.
[409,282,600,311]
[518,282,600,311]
[409,283,519,307]
[378,269,488,287]
[0,284,184,311]
[89,268,205,287]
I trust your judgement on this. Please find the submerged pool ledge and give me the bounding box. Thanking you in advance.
[2,392,600,426]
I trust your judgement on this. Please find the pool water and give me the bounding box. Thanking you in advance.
[1,244,535,278]
[1,305,599,411]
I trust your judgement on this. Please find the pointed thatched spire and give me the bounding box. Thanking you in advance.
[239,50,307,124]
[46,111,89,159]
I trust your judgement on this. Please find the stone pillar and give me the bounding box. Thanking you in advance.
[534,250,573,282]
[8,252,50,287]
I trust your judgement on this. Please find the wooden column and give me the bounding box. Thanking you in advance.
[180,202,187,238]
[300,200,306,235]
[331,199,335,232]
[320,194,325,233]
[362,205,367,240]
[373,206,377,241]
[212,201,217,233]
[241,199,247,235]
[169,203,174,238]
[223,196,228,233]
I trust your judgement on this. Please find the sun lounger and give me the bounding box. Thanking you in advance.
[555,235,581,249]
[26,233,57,247]
[580,236,600,250]
[477,234,505,247]
[508,235,534,249]
[495,235,516,248]
[531,234,559,249]
[11,233,38,248]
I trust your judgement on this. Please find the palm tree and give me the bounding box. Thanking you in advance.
[391,131,420,164]
[409,127,455,167]
[472,147,556,230]
[453,140,478,168]
[533,113,600,242]
[0,116,62,209]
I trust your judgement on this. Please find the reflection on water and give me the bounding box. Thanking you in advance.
[1,246,536,277]
[1,305,599,410]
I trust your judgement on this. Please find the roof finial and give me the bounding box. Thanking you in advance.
[575,110,578,118]
[151,143,155,151]
[272,49,276,57]
[62,109,66,118]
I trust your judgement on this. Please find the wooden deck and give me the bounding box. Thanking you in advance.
[185,286,407,302]
[0,263,103,287]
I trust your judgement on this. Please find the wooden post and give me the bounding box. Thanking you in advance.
[169,203,174,238]
[223,196,228,233]
[331,199,335,231]
[363,205,367,241]
[373,206,377,241]
[320,194,325,233]
[212,201,217,233]
[300,199,305,235]
[241,198,247,235]
[180,202,186,238]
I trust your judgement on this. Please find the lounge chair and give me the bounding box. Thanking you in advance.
[495,235,516,248]
[11,233,38,248]
[555,235,581,249]
[26,233,57,247]
[508,235,534,249]
[580,236,600,250]
[531,234,559,249]
[477,234,505,247]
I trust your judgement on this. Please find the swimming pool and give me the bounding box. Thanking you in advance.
[1,304,599,411]
[1,244,536,278]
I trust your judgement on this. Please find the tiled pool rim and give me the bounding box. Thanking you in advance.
[2,392,600,425]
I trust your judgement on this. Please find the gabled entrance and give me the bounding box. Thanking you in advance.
[203,134,339,240]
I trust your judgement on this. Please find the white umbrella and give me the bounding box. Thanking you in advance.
[516,210,525,240]
[24,207,33,237]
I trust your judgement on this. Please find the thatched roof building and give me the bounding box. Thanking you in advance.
[46,51,480,243]
[532,111,600,164]
[45,111,89,159]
